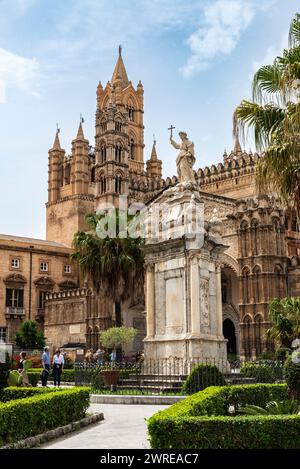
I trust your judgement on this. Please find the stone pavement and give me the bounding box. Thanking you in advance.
[39,403,169,449]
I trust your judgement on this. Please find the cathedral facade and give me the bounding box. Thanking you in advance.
[3,47,300,359]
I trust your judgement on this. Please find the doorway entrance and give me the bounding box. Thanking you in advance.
[223,318,237,355]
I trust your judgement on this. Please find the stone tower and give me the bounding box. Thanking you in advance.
[46,124,94,247]
[94,46,145,209]
[235,195,288,359]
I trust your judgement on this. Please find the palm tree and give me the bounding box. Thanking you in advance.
[72,210,144,356]
[233,13,300,220]
[265,297,300,348]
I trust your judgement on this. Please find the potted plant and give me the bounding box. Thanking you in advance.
[100,327,137,387]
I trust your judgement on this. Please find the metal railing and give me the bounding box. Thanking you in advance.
[74,357,286,395]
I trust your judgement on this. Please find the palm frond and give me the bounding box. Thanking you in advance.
[289,13,300,47]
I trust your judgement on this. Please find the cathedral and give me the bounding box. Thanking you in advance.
[1,47,300,359]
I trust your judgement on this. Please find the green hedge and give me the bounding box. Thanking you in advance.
[240,361,284,383]
[147,384,297,449]
[0,387,90,447]
[148,414,300,449]
[28,369,75,383]
[182,364,227,395]
[0,387,64,403]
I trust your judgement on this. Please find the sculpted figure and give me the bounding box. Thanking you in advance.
[170,131,196,184]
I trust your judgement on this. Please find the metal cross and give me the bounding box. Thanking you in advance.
[56,123,60,133]
[80,113,84,123]
[168,124,175,139]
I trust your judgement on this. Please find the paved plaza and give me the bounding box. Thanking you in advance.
[39,404,169,449]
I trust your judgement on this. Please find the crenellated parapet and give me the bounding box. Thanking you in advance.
[195,144,260,200]
[46,288,91,302]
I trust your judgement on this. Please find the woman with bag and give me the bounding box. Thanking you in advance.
[52,348,64,387]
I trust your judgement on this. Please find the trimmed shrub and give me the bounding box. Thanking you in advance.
[148,414,300,449]
[0,387,63,403]
[28,369,75,383]
[284,355,300,400]
[182,364,226,395]
[148,384,292,449]
[240,361,284,383]
[0,387,90,447]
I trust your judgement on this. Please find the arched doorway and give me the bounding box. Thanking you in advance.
[223,318,237,355]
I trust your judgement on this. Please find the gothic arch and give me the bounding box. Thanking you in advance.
[223,304,240,356]
[221,253,239,275]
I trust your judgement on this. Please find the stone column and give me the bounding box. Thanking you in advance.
[190,255,200,335]
[146,263,155,338]
[215,263,223,338]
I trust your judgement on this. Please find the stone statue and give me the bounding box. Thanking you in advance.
[170,131,196,184]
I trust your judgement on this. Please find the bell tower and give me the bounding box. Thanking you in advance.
[46,122,94,247]
[95,46,145,208]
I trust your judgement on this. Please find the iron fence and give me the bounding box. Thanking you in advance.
[74,357,286,395]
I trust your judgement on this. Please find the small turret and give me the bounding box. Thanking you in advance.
[48,129,65,203]
[71,120,90,195]
[146,139,162,178]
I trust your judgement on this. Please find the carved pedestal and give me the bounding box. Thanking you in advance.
[143,182,228,363]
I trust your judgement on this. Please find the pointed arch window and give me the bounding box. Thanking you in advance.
[253,265,262,303]
[251,219,259,255]
[101,146,107,163]
[242,267,250,303]
[91,167,96,183]
[115,144,122,162]
[240,221,249,257]
[130,138,135,160]
[100,177,106,195]
[115,121,122,132]
[127,105,134,121]
[64,164,71,185]
[274,264,284,297]
[115,175,122,194]
[101,120,107,132]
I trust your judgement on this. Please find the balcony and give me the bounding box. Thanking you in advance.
[5,307,25,318]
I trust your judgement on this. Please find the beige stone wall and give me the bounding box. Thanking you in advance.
[46,197,94,247]
[44,291,87,350]
[0,236,78,341]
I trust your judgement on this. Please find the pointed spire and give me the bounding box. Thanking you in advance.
[150,139,158,161]
[76,121,85,139]
[111,45,129,89]
[52,130,61,150]
[234,136,242,154]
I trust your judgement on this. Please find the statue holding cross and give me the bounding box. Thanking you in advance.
[169,129,196,184]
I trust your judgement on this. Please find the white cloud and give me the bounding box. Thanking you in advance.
[181,0,255,78]
[0,48,40,103]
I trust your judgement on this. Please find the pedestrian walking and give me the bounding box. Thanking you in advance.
[52,348,64,387]
[18,351,31,387]
[41,346,50,387]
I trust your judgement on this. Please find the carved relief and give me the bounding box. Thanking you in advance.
[200,279,210,327]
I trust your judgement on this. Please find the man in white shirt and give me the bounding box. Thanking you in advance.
[52,348,64,387]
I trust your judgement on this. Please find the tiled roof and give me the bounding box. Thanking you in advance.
[0,234,69,248]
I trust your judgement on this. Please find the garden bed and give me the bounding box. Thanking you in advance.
[147,384,300,449]
[0,387,91,447]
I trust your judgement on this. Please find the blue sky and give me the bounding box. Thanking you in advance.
[0,0,298,239]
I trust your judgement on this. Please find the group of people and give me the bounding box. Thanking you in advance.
[18,347,65,387]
